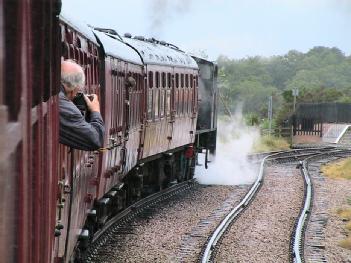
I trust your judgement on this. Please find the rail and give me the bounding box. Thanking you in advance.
[201,151,283,263]
[201,147,335,263]
[292,149,351,263]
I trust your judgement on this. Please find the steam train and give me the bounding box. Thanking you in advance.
[0,1,217,263]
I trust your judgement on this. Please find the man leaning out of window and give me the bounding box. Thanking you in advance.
[59,59,105,151]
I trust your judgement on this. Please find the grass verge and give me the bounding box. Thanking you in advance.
[322,158,351,250]
[321,158,351,179]
[252,135,290,153]
[336,207,351,250]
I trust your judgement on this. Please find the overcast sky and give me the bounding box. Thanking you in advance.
[62,0,351,60]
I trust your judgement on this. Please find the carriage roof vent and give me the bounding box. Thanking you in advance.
[134,36,145,41]
[94,27,118,35]
[124,33,132,38]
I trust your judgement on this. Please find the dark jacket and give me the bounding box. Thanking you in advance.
[59,91,105,151]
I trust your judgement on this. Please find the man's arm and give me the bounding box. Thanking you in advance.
[59,94,105,151]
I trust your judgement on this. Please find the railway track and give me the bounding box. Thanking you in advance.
[84,179,196,262]
[292,148,351,263]
[200,147,337,263]
[82,146,351,262]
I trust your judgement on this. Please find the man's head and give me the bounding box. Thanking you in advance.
[61,59,85,100]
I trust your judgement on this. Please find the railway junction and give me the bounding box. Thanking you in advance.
[81,146,351,263]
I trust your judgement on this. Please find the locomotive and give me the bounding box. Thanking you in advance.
[0,1,218,263]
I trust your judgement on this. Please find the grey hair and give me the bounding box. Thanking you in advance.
[61,60,86,91]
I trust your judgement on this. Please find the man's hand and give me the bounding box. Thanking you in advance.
[84,94,100,113]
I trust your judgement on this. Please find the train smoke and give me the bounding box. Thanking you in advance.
[195,106,260,185]
[147,0,192,37]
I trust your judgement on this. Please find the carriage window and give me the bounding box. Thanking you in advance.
[181,74,184,88]
[140,74,144,90]
[185,74,189,87]
[148,71,153,88]
[147,89,153,120]
[154,89,159,119]
[162,72,166,88]
[156,72,160,88]
[175,73,179,88]
[190,74,193,88]
[160,89,165,117]
[133,73,138,90]
[166,89,171,116]
[167,73,172,88]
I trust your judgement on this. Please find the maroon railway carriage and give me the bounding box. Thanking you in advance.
[0,1,61,263]
[0,1,201,262]
[57,9,200,261]
[56,10,103,262]
[90,29,145,217]
[122,35,199,192]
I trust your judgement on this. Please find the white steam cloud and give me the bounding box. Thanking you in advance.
[195,107,260,185]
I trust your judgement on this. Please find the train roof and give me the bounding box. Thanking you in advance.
[59,8,99,45]
[122,36,198,69]
[191,55,217,66]
[93,30,143,65]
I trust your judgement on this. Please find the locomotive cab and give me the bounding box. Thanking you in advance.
[192,57,218,167]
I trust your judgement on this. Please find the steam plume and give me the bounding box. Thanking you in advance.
[195,106,260,185]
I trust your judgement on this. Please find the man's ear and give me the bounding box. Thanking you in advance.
[67,90,75,101]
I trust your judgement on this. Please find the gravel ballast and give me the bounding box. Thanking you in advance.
[304,156,351,263]
[215,163,304,263]
[324,178,351,262]
[94,184,250,263]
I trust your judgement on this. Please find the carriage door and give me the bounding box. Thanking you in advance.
[167,69,175,149]
[124,66,130,136]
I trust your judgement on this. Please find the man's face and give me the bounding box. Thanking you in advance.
[67,86,83,101]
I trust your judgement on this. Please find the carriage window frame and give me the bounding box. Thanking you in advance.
[148,71,153,89]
